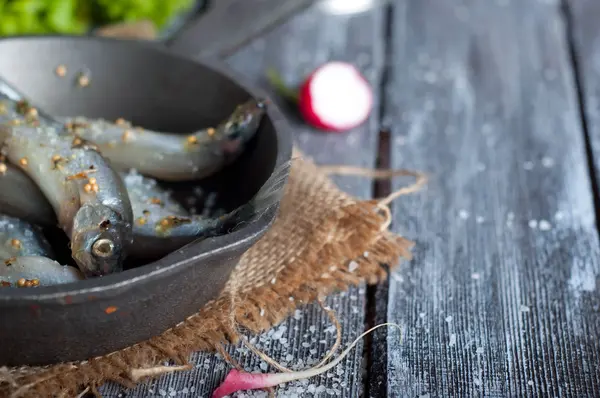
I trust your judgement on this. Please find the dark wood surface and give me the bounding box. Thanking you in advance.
[101,1,600,396]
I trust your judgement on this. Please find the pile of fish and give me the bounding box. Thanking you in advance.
[0,94,283,288]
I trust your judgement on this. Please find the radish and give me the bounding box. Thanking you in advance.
[266,62,373,132]
[210,323,401,397]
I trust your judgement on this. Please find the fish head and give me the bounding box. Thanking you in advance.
[216,98,267,151]
[71,204,131,277]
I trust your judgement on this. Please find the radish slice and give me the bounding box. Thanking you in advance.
[299,62,373,132]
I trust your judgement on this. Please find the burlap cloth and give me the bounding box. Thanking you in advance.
[0,148,420,398]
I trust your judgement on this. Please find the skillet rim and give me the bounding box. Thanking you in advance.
[0,35,293,303]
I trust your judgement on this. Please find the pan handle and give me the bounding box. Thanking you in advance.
[163,0,315,60]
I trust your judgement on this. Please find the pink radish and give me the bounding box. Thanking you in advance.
[211,323,400,397]
[266,62,373,132]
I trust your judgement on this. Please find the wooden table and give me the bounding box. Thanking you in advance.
[101,0,600,396]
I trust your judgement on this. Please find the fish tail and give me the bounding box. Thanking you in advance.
[248,160,291,216]
[220,161,291,231]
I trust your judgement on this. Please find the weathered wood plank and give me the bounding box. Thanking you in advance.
[100,4,385,397]
[568,1,600,201]
[384,0,600,397]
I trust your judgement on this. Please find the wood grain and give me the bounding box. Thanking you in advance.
[100,3,385,397]
[383,0,600,396]
[568,0,600,203]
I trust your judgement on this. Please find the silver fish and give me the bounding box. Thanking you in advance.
[0,256,83,288]
[126,160,290,259]
[0,124,133,277]
[0,162,57,226]
[0,160,289,260]
[0,213,53,259]
[122,169,188,218]
[62,99,266,181]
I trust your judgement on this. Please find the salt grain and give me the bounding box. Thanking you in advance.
[363,251,370,258]
[445,316,453,323]
[520,305,530,313]
[541,156,555,168]
[471,272,481,280]
[348,261,359,272]
[476,216,485,224]
[476,347,484,354]
[459,209,470,220]
[528,219,538,229]
[528,380,534,386]
[419,312,426,318]
[449,333,457,347]
[539,220,551,231]
[523,161,534,170]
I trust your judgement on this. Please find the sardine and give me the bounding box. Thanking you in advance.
[0,159,290,261]
[0,213,81,287]
[62,99,266,181]
[127,160,290,259]
[0,256,83,287]
[0,124,133,277]
[0,162,57,226]
[0,213,53,259]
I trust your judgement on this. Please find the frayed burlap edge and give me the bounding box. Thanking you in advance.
[0,155,417,398]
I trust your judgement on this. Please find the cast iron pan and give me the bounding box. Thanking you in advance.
[0,6,297,366]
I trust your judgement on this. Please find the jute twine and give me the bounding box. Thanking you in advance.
[0,148,426,398]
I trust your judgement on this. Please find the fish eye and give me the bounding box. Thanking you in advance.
[92,238,114,258]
